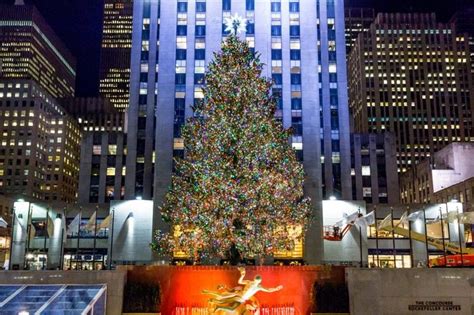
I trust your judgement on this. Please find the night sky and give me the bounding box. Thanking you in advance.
[1,0,471,97]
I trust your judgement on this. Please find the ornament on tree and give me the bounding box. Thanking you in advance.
[151,33,312,262]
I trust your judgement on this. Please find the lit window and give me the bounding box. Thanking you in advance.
[93,145,102,155]
[362,166,371,176]
[107,167,116,176]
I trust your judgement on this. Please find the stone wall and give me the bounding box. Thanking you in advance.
[347,268,474,315]
[0,270,126,315]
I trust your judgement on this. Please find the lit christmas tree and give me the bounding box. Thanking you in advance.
[152,23,311,262]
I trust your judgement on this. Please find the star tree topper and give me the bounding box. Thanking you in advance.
[224,13,248,35]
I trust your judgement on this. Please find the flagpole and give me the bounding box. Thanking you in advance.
[108,208,115,270]
[24,202,33,270]
[374,207,380,268]
[439,207,447,267]
[92,205,98,270]
[390,207,396,267]
[76,207,82,270]
[43,206,49,270]
[407,206,414,268]
[357,208,363,267]
[455,206,464,267]
[422,208,429,266]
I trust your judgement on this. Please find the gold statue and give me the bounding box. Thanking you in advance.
[203,267,283,314]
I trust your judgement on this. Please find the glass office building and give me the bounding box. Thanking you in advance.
[99,0,134,112]
[125,0,351,263]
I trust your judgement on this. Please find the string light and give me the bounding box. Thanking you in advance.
[151,35,312,261]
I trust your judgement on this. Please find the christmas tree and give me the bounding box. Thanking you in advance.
[151,32,311,262]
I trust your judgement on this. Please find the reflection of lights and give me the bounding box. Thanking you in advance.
[136,196,142,200]
[329,196,337,201]
[26,254,34,260]
[18,311,29,315]
[17,199,25,202]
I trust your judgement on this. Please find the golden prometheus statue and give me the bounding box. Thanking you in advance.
[203,267,283,314]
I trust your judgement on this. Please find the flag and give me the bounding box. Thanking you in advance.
[445,211,459,223]
[354,211,376,229]
[0,217,7,228]
[398,211,408,226]
[29,223,36,242]
[377,214,392,230]
[47,214,54,237]
[364,211,376,226]
[98,214,112,230]
[84,211,97,232]
[459,212,474,224]
[407,210,424,221]
[335,211,360,227]
[67,213,80,236]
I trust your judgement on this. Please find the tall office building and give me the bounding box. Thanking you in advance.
[61,97,127,204]
[344,7,375,55]
[0,3,76,98]
[99,0,134,111]
[124,0,351,263]
[0,79,81,202]
[350,132,399,204]
[450,6,474,80]
[349,13,474,173]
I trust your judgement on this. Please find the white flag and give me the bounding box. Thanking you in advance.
[364,211,376,226]
[459,212,474,224]
[378,214,392,230]
[445,211,459,223]
[98,214,112,230]
[407,210,424,221]
[67,213,80,236]
[0,217,7,228]
[335,211,361,227]
[84,211,97,232]
[354,211,376,229]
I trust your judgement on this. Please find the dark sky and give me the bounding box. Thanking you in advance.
[1,0,472,97]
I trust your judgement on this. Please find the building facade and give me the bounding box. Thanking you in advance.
[344,7,375,55]
[124,0,352,263]
[0,3,76,98]
[350,132,399,204]
[400,142,474,209]
[431,177,474,213]
[348,13,474,173]
[60,97,126,204]
[99,0,134,111]
[0,80,81,202]
[450,6,474,81]
[8,199,467,270]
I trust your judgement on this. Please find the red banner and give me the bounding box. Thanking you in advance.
[125,265,345,314]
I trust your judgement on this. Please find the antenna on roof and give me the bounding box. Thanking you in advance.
[14,0,25,5]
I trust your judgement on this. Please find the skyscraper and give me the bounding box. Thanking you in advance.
[125,0,351,263]
[344,7,376,55]
[0,3,76,98]
[450,6,474,81]
[99,0,134,111]
[0,79,81,202]
[349,13,474,173]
